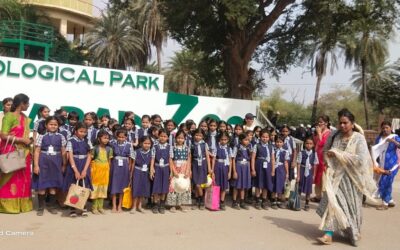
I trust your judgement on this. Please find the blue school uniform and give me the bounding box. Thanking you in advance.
[132,148,152,198]
[214,144,232,190]
[152,143,171,194]
[231,145,251,189]
[34,118,46,135]
[207,131,217,154]
[32,132,66,190]
[59,125,71,141]
[137,127,149,141]
[283,136,296,181]
[62,136,92,191]
[253,142,275,192]
[297,149,318,195]
[86,125,98,148]
[127,129,137,143]
[168,132,175,146]
[110,141,133,195]
[191,140,209,185]
[273,148,289,194]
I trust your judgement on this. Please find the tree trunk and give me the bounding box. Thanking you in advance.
[222,42,252,99]
[361,61,370,129]
[311,74,323,124]
[156,45,161,73]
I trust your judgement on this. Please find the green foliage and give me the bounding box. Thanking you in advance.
[260,88,311,126]
[85,11,145,69]
[129,0,167,72]
[316,87,379,129]
[352,59,400,115]
[0,0,85,64]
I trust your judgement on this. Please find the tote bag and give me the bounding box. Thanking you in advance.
[64,179,91,210]
[0,137,26,174]
[205,181,220,211]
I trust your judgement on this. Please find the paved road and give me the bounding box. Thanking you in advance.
[1,179,399,250]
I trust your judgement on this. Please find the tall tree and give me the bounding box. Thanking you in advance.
[162,0,297,99]
[342,0,393,129]
[352,59,400,115]
[162,0,399,101]
[164,49,200,94]
[130,0,167,73]
[85,11,145,69]
[300,1,353,124]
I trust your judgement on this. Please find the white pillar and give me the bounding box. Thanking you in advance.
[60,19,68,38]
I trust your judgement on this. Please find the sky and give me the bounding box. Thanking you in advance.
[92,0,400,105]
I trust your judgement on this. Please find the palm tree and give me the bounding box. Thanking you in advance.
[342,1,390,129]
[85,11,145,69]
[130,0,167,73]
[351,59,398,114]
[308,46,338,124]
[164,50,199,94]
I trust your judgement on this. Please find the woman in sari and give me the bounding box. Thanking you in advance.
[374,121,400,210]
[316,109,377,246]
[0,93,33,213]
[312,115,331,202]
[0,97,13,130]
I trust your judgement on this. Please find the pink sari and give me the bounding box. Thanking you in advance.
[313,129,331,185]
[0,113,32,213]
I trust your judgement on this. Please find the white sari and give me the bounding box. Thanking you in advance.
[317,132,378,241]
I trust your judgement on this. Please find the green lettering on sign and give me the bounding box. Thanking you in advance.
[148,77,159,90]
[166,92,198,125]
[97,108,110,118]
[201,114,220,122]
[7,61,19,77]
[136,75,147,90]
[110,71,122,86]
[93,71,104,86]
[21,63,37,79]
[62,106,85,122]
[227,116,243,125]
[0,60,6,75]
[122,75,135,88]
[28,103,45,129]
[76,69,91,84]
[60,67,75,82]
[38,65,54,80]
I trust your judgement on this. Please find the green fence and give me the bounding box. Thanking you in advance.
[0,20,53,60]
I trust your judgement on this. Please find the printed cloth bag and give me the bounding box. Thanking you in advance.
[64,179,91,210]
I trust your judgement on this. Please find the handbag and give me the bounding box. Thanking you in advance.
[122,186,133,209]
[64,179,91,210]
[0,136,26,174]
[284,180,291,199]
[204,180,220,211]
[287,183,301,211]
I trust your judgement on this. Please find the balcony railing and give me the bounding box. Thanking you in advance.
[0,20,53,47]
[26,0,93,16]
[0,20,53,60]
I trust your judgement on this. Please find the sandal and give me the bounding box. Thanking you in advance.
[310,197,321,203]
[317,235,332,245]
[376,205,389,210]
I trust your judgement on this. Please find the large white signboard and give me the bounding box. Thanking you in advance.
[0,56,258,127]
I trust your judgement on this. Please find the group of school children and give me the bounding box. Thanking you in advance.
[32,105,319,217]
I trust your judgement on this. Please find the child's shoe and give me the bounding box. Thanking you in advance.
[232,200,240,210]
[220,201,226,211]
[255,199,262,210]
[240,200,249,210]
